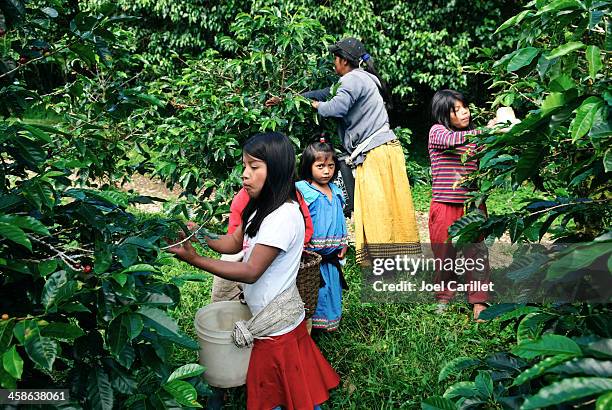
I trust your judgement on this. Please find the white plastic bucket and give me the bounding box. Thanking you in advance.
[194,301,253,388]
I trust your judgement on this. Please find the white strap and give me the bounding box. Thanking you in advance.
[347,124,390,165]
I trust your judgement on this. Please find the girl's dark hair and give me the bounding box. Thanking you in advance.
[299,135,339,181]
[430,89,474,131]
[335,50,393,110]
[241,132,298,237]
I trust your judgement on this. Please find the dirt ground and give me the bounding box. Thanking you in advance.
[120,174,434,242]
[121,175,532,272]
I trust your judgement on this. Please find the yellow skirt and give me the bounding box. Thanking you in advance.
[354,140,421,262]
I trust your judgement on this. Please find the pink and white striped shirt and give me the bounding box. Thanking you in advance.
[428,124,481,204]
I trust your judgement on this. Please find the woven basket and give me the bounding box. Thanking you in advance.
[297,250,322,319]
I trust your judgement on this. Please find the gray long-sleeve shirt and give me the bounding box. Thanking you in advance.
[302,69,396,165]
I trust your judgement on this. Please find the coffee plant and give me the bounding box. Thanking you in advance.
[83,0,523,108]
[424,1,612,408]
[125,6,337,217]
[423,304,611,410]
[1,2,210,407]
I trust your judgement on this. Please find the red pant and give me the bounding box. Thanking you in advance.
[428,201,491,304]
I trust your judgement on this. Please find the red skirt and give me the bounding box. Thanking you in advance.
[246,320,340,410]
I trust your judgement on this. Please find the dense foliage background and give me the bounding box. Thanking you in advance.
[0,0,610,408]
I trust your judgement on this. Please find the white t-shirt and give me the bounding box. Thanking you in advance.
[242,201,305,336]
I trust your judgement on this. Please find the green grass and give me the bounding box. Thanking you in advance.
[161,248,514,409]
[150,182,536,408]
[411,183,432,213]
[411,182,543,215]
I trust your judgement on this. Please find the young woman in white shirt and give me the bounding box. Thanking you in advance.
[167,132,339,409]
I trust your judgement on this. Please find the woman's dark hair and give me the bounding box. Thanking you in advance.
[241,132,298,237]
[299,135,339,181]
[335,49,393,110]
[430,89,474,131]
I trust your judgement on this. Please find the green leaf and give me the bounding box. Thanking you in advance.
[136,306,199,350]
[110,367,138,395]
[515,145,544,184]
[570,97,604,141]
[22,323,59,371]
[421,396,457,410]
[547,243,611,280]
[170,273,209,286]
[2,346,23,379]
[475,371,493,398]
[537,53,556,79]
[107,317,129,358]
[549,74,575,92]
[166,363,205,383]
[23,179,54,210]
[604,149,612,173]
[443,381,479,399]
[137,306,180,334]
[486,352,526,372]
[448,212,485,242]
[92,190,128,207]
[87,368,114,410]
[38,260,58,276]
[163,380,202,408]
[123,394,147,408]
[135,93,166,108]
[0,320,15,349]
[117,244,138,267]
[41,271,76,312]
[587,339,612,359]
[517,313,555,343]
[546,41,585,60]
[477,304,520,320]
[122,264,158,274]
[0,215,49,236]
[40,322,85,340]
[521,377,612,409]
[92,248,112,275]
[59,302,90,313]
[0,222,31,251]
[0,195,22,212]
[596,391,612,410]
[549,358,612,377]
[112,272,128,286]
[121,313,143,341]
[495,10,532,33]
[586,46,603,80]
[115,344,135,369]
[512,355,574,386]
[438,357,481,382]
[538,0,586,14]
[142,292,174,305]
[13,136,47,168]
[513,334,582,359]
[41,7,58,18]
[499,306,542,321]
[507,47,539,72]
[541,92,566,114]
[21,124,52,143]
[0,365,16,389]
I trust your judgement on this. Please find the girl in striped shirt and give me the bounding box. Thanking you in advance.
[428,89,493,321]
